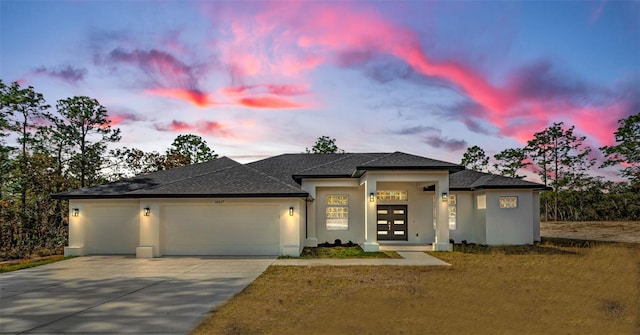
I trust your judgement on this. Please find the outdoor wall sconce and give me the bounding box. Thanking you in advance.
[143,207,150,216]
[369,193,375,202]
[289,207,294,216]
[441,192,448,202]
[72,208,79,217]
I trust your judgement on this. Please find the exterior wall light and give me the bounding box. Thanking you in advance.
[143,207,150,216]
[72,208,79,217]
[369,193,375,202]
[289,207,294,216]
[441,192,448,202]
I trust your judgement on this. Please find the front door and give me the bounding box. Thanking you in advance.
[376,205,408,241]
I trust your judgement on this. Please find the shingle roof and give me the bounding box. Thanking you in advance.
[357,152,463,170]
[53,152,544,200]
[52,157,307,199]
[449,169,546,190]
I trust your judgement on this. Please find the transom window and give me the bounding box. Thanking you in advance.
[326,195,349,230]
[499,196,518,209]
[376,190,408,201]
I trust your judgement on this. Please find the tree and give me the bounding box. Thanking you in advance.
[493,148,530,178]
[109,147,167,178]
[526,122,595,220]
[56,96,121,187]
[0,81,50,213]
[601,113,640,187]
[305,136,344,154]
[166,134,217,166]
[460,145,489,172]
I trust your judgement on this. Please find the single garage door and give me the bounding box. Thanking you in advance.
[161,204,280,255]
[86,205,139,254]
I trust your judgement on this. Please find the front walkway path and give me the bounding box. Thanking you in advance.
[272,251,450,266]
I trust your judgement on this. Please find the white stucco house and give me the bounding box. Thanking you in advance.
[53,152,545,258]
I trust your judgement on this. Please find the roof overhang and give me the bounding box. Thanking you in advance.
[51,192,310,200]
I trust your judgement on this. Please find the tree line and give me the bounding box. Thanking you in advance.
[460,117,640,221]
[1,80,638,259]
[0,81,217,259]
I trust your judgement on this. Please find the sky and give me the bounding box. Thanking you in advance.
[1,0,639,176]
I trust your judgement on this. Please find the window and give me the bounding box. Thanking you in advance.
[376,190,408,201]
[499,196,518,209]
[477,195,486,209]
[326,195,349,230]
[448,194,457,230]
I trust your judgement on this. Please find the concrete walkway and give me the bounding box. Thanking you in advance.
[272,251,450,266]
[0,256,275,334]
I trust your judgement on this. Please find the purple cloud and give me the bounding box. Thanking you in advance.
[32,65,87,84]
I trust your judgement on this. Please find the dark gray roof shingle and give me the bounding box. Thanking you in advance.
[53,157,306,199]
[53,152,544,199]
[449,169,545,190]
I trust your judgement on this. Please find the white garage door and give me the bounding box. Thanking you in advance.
[86,205,139,254]
[161,205,280,255]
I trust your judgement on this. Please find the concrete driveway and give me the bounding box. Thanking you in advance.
[0,256,276,334]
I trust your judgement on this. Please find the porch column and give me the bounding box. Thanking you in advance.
[64,200,86,256]
[302,185,318,247]
[362,178,379,251]
[433,179,453,251]
[137,202,160,258]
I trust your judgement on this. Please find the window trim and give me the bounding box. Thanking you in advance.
[499,196,518,209]
[326,194,349,230]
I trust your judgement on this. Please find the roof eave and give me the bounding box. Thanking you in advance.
[51,192,309,200]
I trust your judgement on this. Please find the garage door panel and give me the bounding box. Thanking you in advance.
[161,205,280,256]
[86,206,139,254]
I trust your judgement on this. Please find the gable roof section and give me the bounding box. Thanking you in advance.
[53,157,307,199]
[353,152,464,176]
[448,169,546,191]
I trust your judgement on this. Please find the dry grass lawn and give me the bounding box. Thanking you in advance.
[541,221,640,244]
[193,241,639,335]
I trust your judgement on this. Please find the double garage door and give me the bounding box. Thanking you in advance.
[161,205,280,256]
[85,204,280,256]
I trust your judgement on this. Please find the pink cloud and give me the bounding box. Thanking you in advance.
[154,120,234,138]
[237,96,302,109]
[146,88,215,107]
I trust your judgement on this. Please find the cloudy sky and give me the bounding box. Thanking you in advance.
[1,0,638,169]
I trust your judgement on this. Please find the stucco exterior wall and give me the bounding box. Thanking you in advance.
[315,186,365,244]
[485,190,534,245]
[472,192,487,245]
[66,197,306,257]
[376,182,434,244]
[449,191,474,244]
[533,191,541,241]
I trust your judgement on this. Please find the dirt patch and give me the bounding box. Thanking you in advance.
[541,221,640,243]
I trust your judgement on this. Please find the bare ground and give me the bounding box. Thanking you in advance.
[541,221,640,243]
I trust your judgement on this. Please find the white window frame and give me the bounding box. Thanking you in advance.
[326,195,349,230]
[499,196,518,209]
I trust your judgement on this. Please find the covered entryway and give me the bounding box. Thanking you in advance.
[376,205,408,241]
[160,204,280,255]
[85,205,139,254]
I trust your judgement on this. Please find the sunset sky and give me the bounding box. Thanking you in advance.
[1,1,638,172]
